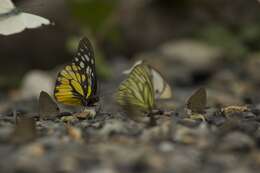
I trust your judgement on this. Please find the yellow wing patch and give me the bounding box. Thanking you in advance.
[54,65,87,106]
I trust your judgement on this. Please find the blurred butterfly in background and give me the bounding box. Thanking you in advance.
[39,91,60,120]
[11,116,37,144]
[0,0,50,36]
[54,37,99,107]
[123,60,172,100]
[186,87,207,114]
[116,61,172,115]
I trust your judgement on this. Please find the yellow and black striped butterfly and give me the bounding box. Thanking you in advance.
[54,37,99,107]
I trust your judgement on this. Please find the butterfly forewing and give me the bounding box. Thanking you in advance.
[73,37,97,98]
[54,37,98,107]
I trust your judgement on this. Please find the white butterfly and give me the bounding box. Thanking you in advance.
[0,0,50,36]
[123,60,172,99]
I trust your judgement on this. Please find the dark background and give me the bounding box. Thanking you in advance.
[1,0,260,98]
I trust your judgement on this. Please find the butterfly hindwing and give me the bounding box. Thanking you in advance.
[54,37,98,107]
[54,64,84,105]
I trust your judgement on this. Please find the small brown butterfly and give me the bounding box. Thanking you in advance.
[186,87,207,114]
[39,91,60,120]
[11,117,37,144]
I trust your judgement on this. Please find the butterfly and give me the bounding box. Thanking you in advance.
[39,91,60,120]
[11,116,37,144]
[116,61,172,114]
[186,87,207,114]
[0,0,50,36]
[54,37,99,107]
[123,60,172,100]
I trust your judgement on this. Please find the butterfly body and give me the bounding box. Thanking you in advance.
[54,37,99,108]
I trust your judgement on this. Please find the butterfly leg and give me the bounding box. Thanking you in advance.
[83,107,96,119]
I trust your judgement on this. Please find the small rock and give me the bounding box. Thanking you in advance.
[65,125,83,142]
[60,115,78,123]
[158,141,174,152]
[160,40,223,72]
[19,143,45,157]
[221,105,250,119]
[99,119,128,137]
[74,108,96,119]
[58,155,79,172]
[88,167,118,173]
[141,121,171,141]
[173,123,211,148]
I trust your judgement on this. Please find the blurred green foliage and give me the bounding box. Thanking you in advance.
[67,0,119,35]
[195,24,248,60]
[66,0,121,80]
[240,24,260,51]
